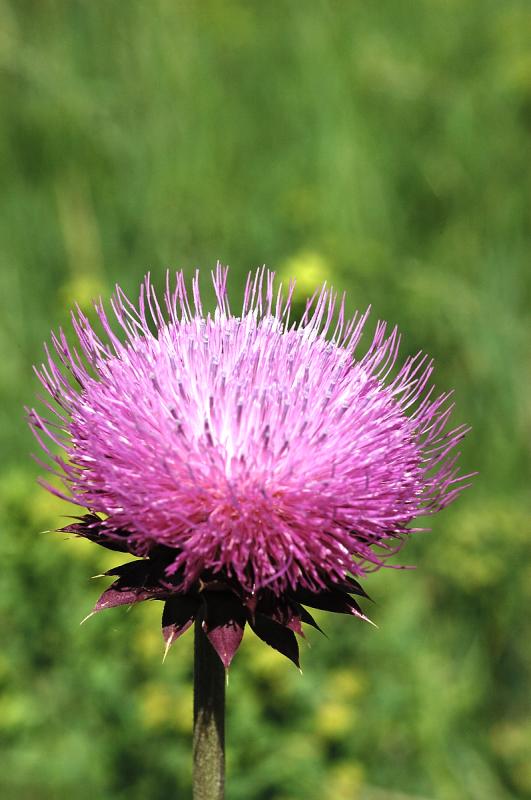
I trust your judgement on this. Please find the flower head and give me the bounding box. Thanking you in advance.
[29,265,471,666]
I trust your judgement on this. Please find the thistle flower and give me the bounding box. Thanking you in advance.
[29,265,470,668]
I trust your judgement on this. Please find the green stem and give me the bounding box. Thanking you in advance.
[193,616,225,800]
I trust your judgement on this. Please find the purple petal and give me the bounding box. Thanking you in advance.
[32,267,471,602]
[249,613,300,667]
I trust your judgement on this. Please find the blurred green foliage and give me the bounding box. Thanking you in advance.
[1,1,530,798]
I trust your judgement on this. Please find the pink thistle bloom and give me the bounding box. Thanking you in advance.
[28,265,471,667]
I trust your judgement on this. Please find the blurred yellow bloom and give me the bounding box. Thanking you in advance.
[279,250,332,297]
[141,683,193,733]
[245,633,292,681]
[59,276,108,313]
[323,761,364,800]
[315,701,355,739]
[134,618,166,662]
[329,668,366,700]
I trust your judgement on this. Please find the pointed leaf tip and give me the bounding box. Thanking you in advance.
[295,587,369,622]
[338,575,372,601]
[203,591,246,668]
[161,595,199,653]
[297,605,326,636]
[162,631,176,663]
[206,622,245,668]
[250,613,300,668]
[93,584,154,613]
[59,514,131,552]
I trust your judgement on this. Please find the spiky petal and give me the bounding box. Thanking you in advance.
[29,265,472,664]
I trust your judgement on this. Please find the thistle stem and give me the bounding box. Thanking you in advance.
[193,616,225,800]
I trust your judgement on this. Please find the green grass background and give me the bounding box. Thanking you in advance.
[1,1,530,798]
